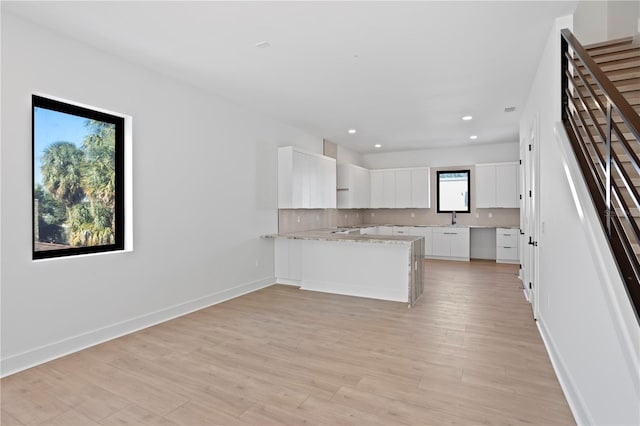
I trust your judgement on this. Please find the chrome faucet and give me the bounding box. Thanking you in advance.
[451,211,457,225]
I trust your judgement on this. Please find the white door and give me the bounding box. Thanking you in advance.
[523,114,539,318]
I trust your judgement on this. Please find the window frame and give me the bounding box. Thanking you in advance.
[32,95,125,260]
[436,169,471,214]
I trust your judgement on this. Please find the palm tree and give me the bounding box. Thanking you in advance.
[40,141,85,219]
[82,120,116,209]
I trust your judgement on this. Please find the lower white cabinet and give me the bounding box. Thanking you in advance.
[409,226,432,256]
[360,226,378,235]
[377,226,393,236]
[393,226,410,236]
[430,227,470,261]
[274,238,302,284]
[496,228,519,263]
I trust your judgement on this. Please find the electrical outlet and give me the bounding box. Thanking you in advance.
[371,212,375,217]
[411,212,415,218]
[296,216,301,223]
[475,213,479,218]
[255,259,260,267]
[315,215,319,221]
[488,212,493,218]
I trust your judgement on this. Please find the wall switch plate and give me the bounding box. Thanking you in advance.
[371,212,375,217]
[297,216,301,223]
[411,212,415,218]
[315,215,319,221]
[488,212,493,218]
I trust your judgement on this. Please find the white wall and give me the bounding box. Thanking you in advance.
[574,0,640,45]
[520,13,639,425]
[362,142,519,170]
[0,12,322,376]
[337,145,364,167]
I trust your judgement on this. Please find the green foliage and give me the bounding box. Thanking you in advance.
[82,120,116,208]
[34,185,67,244]
[34,185,66,224]
[67,203,115,247]
[41,141,85,210]
[37,119,117,248]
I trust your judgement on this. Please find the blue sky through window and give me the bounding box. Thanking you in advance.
[34,107,90,186]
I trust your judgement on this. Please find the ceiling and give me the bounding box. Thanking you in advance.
[4,1,577,153]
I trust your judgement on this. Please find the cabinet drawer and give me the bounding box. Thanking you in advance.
[496,229,518,246]
[497,245,518,261]
[393,226,409,236]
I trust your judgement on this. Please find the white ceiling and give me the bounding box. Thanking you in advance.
[4,1,577,153]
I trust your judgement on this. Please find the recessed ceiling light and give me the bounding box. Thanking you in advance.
[469,135,478,140]
[255,41,271,49]
[462,115,473,121]
[348,129,357,134]
[374,144,382,148]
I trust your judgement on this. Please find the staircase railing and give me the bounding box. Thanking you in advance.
[560,28,640,322]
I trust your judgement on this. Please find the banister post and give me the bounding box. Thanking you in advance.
[561,30,569,123]
[606,102,612,236]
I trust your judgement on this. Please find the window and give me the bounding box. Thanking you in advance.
[32,95,125,259]
[437,170,470,213]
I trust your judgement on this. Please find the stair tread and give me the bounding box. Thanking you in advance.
[572,80,640,97]
[585,36,635,51]
[586,43,640,58]
[577,58,640,73]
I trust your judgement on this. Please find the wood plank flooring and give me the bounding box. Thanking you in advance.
[1,260,575,425]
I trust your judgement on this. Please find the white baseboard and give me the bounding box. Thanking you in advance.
[1,277,275,378]
[275,278,301,286]
[537,318,592,426]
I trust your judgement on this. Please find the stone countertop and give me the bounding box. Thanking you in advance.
[263,229,422,245]
[355,224,520,229]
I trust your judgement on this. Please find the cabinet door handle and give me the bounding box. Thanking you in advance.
[503,246,512,249]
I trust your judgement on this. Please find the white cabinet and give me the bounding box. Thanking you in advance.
[430,227,470,261]
[370,170,395,208]
[411,168,431,208]
[369,167,430,208]
[475,165,496,208]
[337,164,370,209]
[496,228,519,263]
[274,238,303,284]
[382,171,396,208]
[395,170,412,208]
[377,226,393,236]
[370,172,384,208]
[278,146,336,209]
[475,162,519,208]
[409,226,433,256]
[495,163,519,208]
[393,226,410,236]
[360,226,378,235]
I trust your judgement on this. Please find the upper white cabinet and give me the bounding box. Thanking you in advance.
[395,170,412,208]
[411,168,430,208]
[278,146,336,209]
[475,162,519,208]
[337,164,370,209]
[369,167,430,209]
[495,163,519,208]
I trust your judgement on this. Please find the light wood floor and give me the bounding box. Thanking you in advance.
[1,260,575,425]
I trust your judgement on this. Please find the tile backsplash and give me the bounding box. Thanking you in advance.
[278,209,364,233]
[278,208,519,233]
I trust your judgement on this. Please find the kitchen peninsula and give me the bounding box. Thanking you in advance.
[267,230,424,307]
